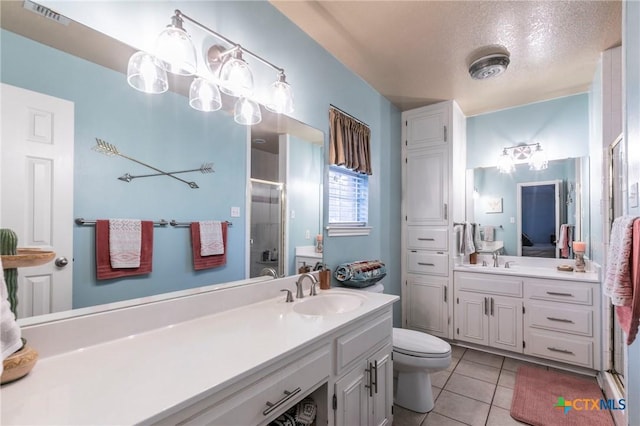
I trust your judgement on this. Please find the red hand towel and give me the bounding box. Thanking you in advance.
[191,222,227,271]
[96,220,153,280]
[615,218,640,345]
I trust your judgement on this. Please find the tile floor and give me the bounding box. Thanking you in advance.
[392,345,599,426]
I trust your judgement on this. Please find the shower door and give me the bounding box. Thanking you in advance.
[249,178,285,278]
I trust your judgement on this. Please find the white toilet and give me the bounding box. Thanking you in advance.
[357,282,452,413]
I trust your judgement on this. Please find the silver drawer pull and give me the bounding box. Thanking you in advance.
[547,317,574,323]
[547,347,574,355]
[418,238,435,241]
[546,291,573,297]
[417,262,435,266]
[263,387,302,416]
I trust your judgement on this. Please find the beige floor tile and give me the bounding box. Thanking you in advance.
[446,356,462,372]
[432,386,442,401]
[486,406,528,425]
[444,373,496,404]
[392,404,427,426]
[502,357,541,372]
[450,345,467,359]
[492,385,514,410]
[431,369,452,388]
[432,390,491,426]
[462,349,504,369]
[498,369,516,389]
[453,359,501,384]
[422,412,468,426]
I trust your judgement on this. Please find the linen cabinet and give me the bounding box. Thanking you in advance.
[401,101,466,339]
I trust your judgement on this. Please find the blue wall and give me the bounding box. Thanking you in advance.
[6,1,402,324]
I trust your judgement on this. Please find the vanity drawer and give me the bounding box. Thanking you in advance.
[179,348,330,426]
[526,302,593,337]
[407,251,448,276]
[525,330,593,368]
[407,227,448,250]
[525,282,592,305]
[455,272,523,297]
[336,312,392,375]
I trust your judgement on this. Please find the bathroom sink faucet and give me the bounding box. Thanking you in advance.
[260,267,278,278]
[296,273,318,299]
[492,251,499,267]
[504,261,516,269]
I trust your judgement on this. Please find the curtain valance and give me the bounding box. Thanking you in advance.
[329,107,372,175]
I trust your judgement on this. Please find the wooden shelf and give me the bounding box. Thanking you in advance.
[1,248,55,269]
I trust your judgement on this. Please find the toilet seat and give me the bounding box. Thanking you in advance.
[393,328,451,358]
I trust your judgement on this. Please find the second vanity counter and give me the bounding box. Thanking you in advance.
[2,283,398,425]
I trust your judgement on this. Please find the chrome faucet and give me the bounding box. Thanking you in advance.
[260,267,278,278]
[504,261,516,269]
[492,251,499,267]
[296,273,318,299]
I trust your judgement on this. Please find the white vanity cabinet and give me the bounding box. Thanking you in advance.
[454,272,523,353]
[401,101,466,339]
[523,278,600,369]
[334,312,394,426]
[452,269,601,370]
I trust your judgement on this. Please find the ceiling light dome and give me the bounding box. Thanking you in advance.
[469,53,510,80]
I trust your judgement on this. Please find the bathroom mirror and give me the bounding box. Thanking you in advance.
[0,2,323,320]
[467,156,590,257]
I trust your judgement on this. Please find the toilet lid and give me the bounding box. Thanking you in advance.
[393,328,451,358]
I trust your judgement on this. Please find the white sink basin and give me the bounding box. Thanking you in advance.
[293,293,365,316]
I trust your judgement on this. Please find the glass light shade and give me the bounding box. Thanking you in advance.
[497,149,515,174]
[189,78,222,112]
[155,26,197,76]
[529,145,548,170]
[265,79,294,114]
[234,97,262,125]
[219,54,253,97]
[126,51,168,94]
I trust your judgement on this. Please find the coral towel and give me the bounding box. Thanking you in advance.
[558,224,570,258]
[191,222,228,270]
[615,218,640,345]
[604,216,637,306]
[109,219,142,268]
[96,220,153,280]
[199,221,224,256]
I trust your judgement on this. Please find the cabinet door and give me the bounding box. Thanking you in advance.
[406,274,449,338]
[455,291,489,345]
[405,108,448,148]
[335,359,369,426]
[489,296,523,353]
[370,344,393,426]
[405,147,449,225]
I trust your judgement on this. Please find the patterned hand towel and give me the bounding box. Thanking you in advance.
[615,218,640,344]
[604,216,637,306]
[96,220,153,280]
[109,219,142,268]
[191,222,228,270]
[199,220,224,256]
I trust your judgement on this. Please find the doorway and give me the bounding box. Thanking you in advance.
[516,180,561,258]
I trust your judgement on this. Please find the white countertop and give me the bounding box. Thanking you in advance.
[454,263,599,283]
[1,288,397,425]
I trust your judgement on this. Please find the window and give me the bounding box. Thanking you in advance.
[328,165,369,235]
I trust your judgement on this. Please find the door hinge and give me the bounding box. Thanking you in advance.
[391,352,394,361]
[405,157,407,164]
[523,306,526,314]
[523,341,526,349]
[405,215,408,221]
[405,140,407,146]
[392,405,394,415]
[332,394,337,410]
[444,125,448,142]
[448,316,451,325]
[456,327,459,335]
[405,120,408,126]
[456,297,459,304]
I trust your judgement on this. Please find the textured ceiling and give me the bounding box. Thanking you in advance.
[271,0,622,116]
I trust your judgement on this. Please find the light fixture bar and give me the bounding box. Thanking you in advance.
[175,9,284,73]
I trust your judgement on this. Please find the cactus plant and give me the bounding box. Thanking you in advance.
[1,228,19,317]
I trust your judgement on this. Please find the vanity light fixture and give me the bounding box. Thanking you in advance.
[126,9,294,125]
[497,142,548,173]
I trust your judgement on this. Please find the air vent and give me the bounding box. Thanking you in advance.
[23,0,70,26]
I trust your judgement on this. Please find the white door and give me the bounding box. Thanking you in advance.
[335,360,369,426]
[405,147,449,225]
[489,296,523,353]
[406,274,448,337]
[455,291,489,345]
[1,83,74,318]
